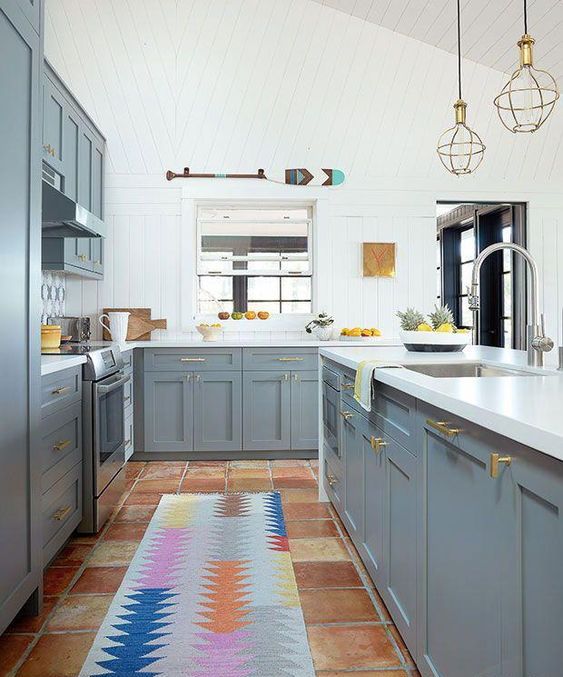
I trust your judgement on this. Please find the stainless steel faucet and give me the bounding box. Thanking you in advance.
[468,242,554,367]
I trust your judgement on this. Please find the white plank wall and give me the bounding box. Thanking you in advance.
[45,0,563,350]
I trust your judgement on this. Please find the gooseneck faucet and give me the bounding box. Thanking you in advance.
[468,242,553,367]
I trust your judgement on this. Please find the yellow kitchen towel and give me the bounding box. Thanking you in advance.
[354,361,402,412]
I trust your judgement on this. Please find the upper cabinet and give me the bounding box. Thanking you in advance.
[41,62,106,278]
[14,0,40,33]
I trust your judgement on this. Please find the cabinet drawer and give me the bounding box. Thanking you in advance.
[144,348,241,372]
[40,402,82,493]
[42,463,82,564]
[121,350,133,371]
[243,348,318,371]
[322,365,340,391]
[41,367,81,418]
[341,376,416,455]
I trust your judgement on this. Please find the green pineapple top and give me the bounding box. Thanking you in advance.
[396,307,426,331]
[428,304,455,330]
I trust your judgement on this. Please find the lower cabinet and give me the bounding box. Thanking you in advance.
[144,372,192,452]
[243,372,291,450]
[144,371,242,453]
[243,370,318,452]
[193,372,242,452]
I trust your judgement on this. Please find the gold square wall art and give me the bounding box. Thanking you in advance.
[362,242,396,278]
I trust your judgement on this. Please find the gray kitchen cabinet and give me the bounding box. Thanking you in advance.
[382,430,417,658]
[41,61,105,279]
[243,371,291,451]
[418,405,513,677]
[290,370,319,450]
[16,0,40,31]
[193,372,242,452]
[341,407,364,543]
[0,0,42,633]
[42,74,64,172]
[144,372,193,452]
[502,440,563,677]
[359,419,385,590]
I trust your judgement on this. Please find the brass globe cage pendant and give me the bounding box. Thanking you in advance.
[493,0,559,133]
[437,0,485,175]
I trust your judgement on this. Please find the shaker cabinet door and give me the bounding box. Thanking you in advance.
[42,77,64,173]
[0,0,41,633]
[418,416,508,677]
[290,370,319,450]
[503,445,563,677]
[341,408,364,543]
[144,373,193,452]
[360,420,386,590]
[243,372,291,450]
[193,371,242,452]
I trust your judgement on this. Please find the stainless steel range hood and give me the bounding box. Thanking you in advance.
[42,182,106,238]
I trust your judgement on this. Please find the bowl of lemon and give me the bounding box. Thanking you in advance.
[340,327,382,341]
[397,305,470,352]
[196,323,223,342]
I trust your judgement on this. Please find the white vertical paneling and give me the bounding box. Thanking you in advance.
[44,0,563,342]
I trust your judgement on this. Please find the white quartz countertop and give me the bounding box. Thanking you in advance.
[40,338,399,376]
[319,344,563,461]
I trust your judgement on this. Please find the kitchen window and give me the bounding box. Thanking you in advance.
[197,205,313,315]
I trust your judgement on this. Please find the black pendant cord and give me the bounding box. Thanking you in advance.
[457,0,462,100]
[524,0,528,33]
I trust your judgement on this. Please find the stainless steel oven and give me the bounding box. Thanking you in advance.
[78,346,129,533]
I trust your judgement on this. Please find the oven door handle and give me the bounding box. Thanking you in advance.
[96,373,130,394]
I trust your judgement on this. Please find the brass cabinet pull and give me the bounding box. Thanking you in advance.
[340,410,354,420]
[293,374,299,382]
[282,373,289,381]
[53,440,71,452]
[276,357,304,362]
[370,435,388,453]
[180,357,206,362]
[51,386,70,396]
[53,505,72,521]
[342,383,354,390]
[78,254,88,261]
[426,419,462,437]
[327,474,337,487]
[490,453,512,479]
[195,374,201,382]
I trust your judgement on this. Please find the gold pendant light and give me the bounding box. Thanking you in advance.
[437,0,485,175]
[494,0,559,133]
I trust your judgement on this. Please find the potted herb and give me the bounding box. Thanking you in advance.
[305,312,334,341]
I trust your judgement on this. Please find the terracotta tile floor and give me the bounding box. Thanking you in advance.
[3,460,420,677]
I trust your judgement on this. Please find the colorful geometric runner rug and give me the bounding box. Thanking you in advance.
[79,492,315,676]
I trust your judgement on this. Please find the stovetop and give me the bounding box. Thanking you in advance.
[41,343,101,356]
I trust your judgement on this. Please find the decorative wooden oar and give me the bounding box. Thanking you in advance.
[165,167,345,186]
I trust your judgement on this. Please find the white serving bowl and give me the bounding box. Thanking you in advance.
[196,325,222,342]
[399,330,471,353]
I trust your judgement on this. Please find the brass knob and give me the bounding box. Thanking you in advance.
[327,475,337,487]
[51,386,69,395]
[490,453,512,479]
[53,440,71,452]
[341,383,354,390]
[52,505,72,521]
[370,436,388,453]
[340,410,354,420]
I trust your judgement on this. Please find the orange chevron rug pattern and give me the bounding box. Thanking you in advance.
[79,492,315,676]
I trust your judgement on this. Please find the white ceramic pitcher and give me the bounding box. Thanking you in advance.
[99,311,130,343]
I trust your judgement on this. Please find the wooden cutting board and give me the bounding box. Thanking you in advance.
[102,308,167,341]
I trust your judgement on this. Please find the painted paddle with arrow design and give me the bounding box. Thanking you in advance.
[165,167,345,186]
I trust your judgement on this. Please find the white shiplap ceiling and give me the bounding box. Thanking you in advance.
[310,0,563,82]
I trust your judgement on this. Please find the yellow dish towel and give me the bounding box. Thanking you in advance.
[353,360,402,412]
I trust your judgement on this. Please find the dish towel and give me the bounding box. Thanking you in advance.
[353,360,403,412]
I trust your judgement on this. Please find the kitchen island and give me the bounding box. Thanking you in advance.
[319,344,563,677]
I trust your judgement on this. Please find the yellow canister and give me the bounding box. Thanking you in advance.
[41,324,62,349]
